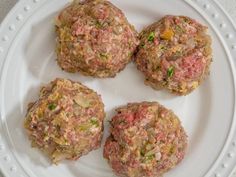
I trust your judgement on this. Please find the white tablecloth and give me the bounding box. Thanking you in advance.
[0,0,236,176]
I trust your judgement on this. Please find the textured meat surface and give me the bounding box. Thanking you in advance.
[56,0,139,78]
[24,78,105,164]
[104,102,188,177]
[135,15,212,95]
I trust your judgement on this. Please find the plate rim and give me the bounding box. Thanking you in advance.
[186,1,236,176]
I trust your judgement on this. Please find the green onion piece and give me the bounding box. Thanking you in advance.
[167,66,174,78]
[48,103,57,110]
[148,32,155,42]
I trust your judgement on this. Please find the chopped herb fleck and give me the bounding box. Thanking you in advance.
[145,154,155,161]
[175,25,183,33]
[95,21,103,28]
[174,51,182,57]
[118,119,126,125]
[183,18,189,23]
[90,118,99,127]
[156,65,161,70]
[169,146,175,154]
[140,43,145,48]
[100,53,108,59]
[148,32,155,42]
[167,66,174,78]
[48,103,57,110]
[159,44,167,50]
[140,149,145,156]
[78,124,90,131]
[128,52,133,58]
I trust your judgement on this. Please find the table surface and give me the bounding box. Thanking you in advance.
[0,0,236,177]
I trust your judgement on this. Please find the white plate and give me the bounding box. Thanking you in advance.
[0,0,236,177]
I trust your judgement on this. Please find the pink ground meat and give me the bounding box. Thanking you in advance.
[24,78,105,164]
[56,0,139,78]
[135,15,212,95]
[104,102,188,177]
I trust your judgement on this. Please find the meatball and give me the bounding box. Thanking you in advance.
[135,15,212,95]
[24,78,105,164]
[104,102,187,177]
[55,0,139,78]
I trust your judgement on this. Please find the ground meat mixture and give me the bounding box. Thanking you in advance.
[24,78,105,164]
[104,102,188,177]
[135,15,212,95]
[56,0,139,78]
